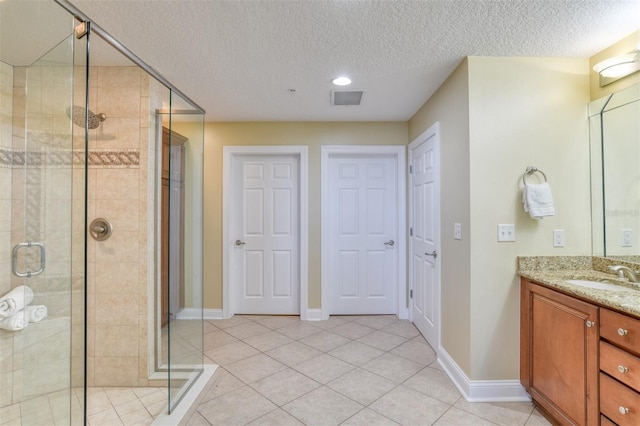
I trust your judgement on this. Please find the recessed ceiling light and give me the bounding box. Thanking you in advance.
[332,76,352,86]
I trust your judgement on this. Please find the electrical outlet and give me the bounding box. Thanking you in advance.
[454,223,462,240]
[553,229,565,247]
[622,229,633,247]
[497,224,515,242]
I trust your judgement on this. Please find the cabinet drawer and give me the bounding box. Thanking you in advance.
[600,373,640,426]
[601,309,640,355]
[601,415,616,426]
[601,341,640,391]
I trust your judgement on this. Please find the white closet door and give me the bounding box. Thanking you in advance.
[233,155,300,314]
[410,130,440,349]
[329,155,398,314]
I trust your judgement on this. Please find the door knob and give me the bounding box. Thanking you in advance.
[384,240,395,247]
[235,240,246,246]
[425,250,438,259]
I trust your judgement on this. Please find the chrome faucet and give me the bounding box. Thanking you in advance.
[609,265,640,283]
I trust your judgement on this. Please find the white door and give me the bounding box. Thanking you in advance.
[410,126,440,349]
[232,155,300,314]
[329,155,398,314]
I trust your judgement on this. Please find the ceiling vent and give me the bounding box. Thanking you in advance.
[331,90,364,106]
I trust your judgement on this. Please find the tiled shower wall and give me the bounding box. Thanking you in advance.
[85,66,161,387]
[0,60,14,407]
[1,62,163,401]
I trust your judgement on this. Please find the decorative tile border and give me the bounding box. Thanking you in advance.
[0,147,139,169]
[87,150,140,168]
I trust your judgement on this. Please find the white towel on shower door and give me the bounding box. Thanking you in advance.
[24,305,47,323]
[0,310,27,331]
[0,286,34,317]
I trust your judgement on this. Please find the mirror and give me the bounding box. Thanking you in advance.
[589,82,640,263]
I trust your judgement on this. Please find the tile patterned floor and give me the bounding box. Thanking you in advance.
[0,386,167,426]
[186,315,551,426]
[85,386,168,426]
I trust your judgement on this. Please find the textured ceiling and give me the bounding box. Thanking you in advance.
[66,0,640,121]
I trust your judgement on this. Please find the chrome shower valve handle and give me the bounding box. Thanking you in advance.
[90,218,113,241]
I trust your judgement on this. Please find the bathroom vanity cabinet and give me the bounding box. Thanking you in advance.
[521,277,640,425]
[520,278,599,425]
[599,309,640,425]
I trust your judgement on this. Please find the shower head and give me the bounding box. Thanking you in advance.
[66,106,107,129]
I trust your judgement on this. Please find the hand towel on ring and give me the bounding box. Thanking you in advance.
[523,182,555,220]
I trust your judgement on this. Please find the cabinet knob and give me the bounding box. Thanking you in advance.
[618,328,629,336]
[586,320,596,328]
[619,406,630,415]
[618,365,629,374]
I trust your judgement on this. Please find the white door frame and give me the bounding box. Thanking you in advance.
[222,146,309,319]
[408,122,441,351]
[321,145,407,320]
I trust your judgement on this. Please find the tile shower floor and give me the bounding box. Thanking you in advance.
[185,315,551,426]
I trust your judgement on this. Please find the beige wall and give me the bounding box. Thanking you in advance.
[202,122,408,310]
[468,57,591,380]
[408,59,472,375]
[590,30,640,101]
[408,57,591,381]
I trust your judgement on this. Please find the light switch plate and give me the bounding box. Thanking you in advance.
[622,229,633,247]
[454,223,462,240]
[497,224,515,242]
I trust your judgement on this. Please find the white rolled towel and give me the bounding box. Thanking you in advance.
[24,305,47,323]
[0,286,34,317]
[0,311,27,331]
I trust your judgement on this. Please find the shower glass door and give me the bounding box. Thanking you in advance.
[18,36,77,424]
[0,1,86,424]
[166,93,205,413]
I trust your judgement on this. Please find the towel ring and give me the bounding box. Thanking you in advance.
[522,166,547,185]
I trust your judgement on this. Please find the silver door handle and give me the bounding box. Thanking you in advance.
[235,240,246,246]
[425,250,437,259]
[12,242,45,277]
[384,240,395,247]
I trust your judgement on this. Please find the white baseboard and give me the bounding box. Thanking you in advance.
[203,309,224,320]
[398,306,409,320]
[305,308,323,321]
[176,308,224,320]
[438,346,531,402]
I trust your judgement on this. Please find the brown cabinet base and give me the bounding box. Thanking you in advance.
[520,278,599,425]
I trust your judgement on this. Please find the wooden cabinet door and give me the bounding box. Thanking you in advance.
[521,279,599,426]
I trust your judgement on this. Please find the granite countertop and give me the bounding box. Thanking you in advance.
[518,256,640,319]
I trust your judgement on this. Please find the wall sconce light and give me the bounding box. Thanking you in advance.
[593,47,640,87]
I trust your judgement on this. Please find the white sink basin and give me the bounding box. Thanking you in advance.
[567,280,635,292]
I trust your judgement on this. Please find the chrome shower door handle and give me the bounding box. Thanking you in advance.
[12,242,46,278]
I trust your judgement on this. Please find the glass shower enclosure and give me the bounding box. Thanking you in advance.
[0,0,205,424]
